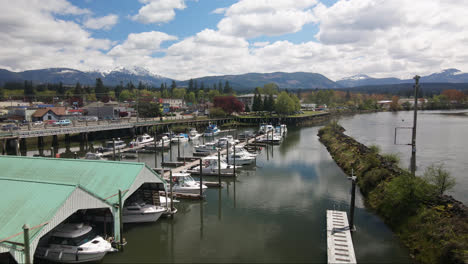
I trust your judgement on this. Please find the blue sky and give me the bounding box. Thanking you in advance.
[1,0,467,81]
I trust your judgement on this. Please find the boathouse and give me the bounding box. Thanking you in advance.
[0,156,167,263]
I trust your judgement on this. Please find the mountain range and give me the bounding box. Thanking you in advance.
[0,67,467,90]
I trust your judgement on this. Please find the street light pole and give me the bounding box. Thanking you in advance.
[410,75,420,176]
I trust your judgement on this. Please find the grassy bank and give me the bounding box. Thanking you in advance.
[318,123,468,264]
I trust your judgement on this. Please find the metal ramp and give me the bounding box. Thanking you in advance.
[327,210,357,264]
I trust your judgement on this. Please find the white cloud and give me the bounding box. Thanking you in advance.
[108,31,177,57]
[217,0,318,38]
[84,14,118,30]
[253,41,270,47]
[211,7,226,14]
[0,0,112,71]
[131,0,186,24]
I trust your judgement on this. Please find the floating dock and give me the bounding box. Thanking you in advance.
[326,210,357,264]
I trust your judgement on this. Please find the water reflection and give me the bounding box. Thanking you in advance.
[339,110,468,204]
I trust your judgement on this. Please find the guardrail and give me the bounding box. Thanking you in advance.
[1,117,232,139]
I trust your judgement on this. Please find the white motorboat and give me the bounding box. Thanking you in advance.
[171,133,189,143]
[192,156,237,174]
[188,128,201,141]
[84,152,103,160]
[89,202,167,224]
[204,123,220,137]
[225,152,256,165]
[258,133,283,144]
[194,142,219,153]
[259,124,274,134]
[169,172,207,194]
[102,139,126,151]
[216,135,239,147]
[122,202,166,223]
[129,134,154,147]
[35,223,115,263]
[275,124,287,137]
[232,146,257,158]
[238,130,255,141]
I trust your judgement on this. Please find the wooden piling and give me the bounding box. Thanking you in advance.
[23,224,31,264]
[199,159,203,196]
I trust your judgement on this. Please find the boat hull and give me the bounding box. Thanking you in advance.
[36,250,108,263]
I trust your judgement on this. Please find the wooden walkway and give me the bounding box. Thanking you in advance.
[326,210,357,264]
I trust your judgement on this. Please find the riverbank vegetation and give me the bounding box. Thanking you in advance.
[318,123,468,264]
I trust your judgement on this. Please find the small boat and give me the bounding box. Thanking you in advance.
[258,133,283,144]
[122,201,167,223]
[194,142,219,153]
[275,124,287,137]
[102,138,126,151]
[259,124,274,134]
[232,146,257,158]
[129,134,154,147]
[204,123,220,137]
[225,152,256,165]
[170,172,208,194]
[192,156,237,174]
[171,133,189,143]
[188,128,201,141]
[89,201,167,224]
[238,130,255,141]
[85,152,104,160]
[35,223,115,263]
[216,135,239,147]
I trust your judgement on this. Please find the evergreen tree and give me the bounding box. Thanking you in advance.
[114,82,123,100]
[170,80,177,96]
[137,81,144,90]
[213,83,217,92]
[194,80,198,91]
[57,81,65,95]
[23,80,35,101]
[218,80,223,94]
[200,81,205,91]
[223,80,233,94]
[345,90,351,100]
[160,83,164,93]
[74,82,84,96]
[95,78,106,101]
[188,79,194,92]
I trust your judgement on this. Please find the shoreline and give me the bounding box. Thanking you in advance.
[317,123,468,264]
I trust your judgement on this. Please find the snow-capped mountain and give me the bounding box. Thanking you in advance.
[0,67,173,87]
[337,74,403,87]
[337,69,468,87]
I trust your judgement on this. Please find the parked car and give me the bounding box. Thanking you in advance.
[45,120,56,125]
[54,119,71,126]
[33,121,43,126]
[1,124,19,131]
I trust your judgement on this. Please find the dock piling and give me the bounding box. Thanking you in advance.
[112,138,116,161]
[199,159,203,197]
[218,151,221,185]
[170,170,174,216]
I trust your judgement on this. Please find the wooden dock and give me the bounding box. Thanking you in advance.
[326,210,357,264]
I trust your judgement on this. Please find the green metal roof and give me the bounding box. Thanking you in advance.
[0,156,164,204]
[0,178,76,244]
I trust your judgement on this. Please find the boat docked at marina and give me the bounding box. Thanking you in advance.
[84,152,103,160]
[170,172,207,194]
[259,124,274,134]
[192,156,237,174]
[275,124,287,137]
[188,128,202,141]
[171,133,189,143]
[102,139,126,151]
[194,142,219,153]
[35,223,115,263]
[225,152,256,165]
[121,202,167,223]
[129,134,154,147]
[204,123,220,137]
[216,135,239,147]
[258,133,283,144]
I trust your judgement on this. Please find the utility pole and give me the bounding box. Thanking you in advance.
[410,76,420,176]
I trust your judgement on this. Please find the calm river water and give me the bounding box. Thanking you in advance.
[97,126,411,263]
[339,110,468,204]
[24,110,467,263]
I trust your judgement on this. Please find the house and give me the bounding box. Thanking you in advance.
[159,98,185,113]
[301,103,316,111]
[31,107,68,121]
[83,102,121,120]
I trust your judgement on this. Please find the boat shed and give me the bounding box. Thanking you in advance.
[0,156,167,263]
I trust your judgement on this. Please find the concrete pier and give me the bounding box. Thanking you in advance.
[326,210,356,264]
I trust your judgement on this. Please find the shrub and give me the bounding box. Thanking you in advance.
[369,144,381,154]
[382,153,400,165]
[360,168,389,194]
[423,163,456,196]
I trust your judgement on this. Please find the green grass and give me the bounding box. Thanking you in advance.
[237,110,325,119]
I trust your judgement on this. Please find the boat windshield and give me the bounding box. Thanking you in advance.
[49,230,97,246]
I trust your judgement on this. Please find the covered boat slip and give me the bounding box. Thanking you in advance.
[0,156,167,263]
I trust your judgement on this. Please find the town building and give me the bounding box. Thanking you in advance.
[31,107,68,121]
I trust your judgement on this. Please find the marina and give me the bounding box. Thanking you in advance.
[1,121,421,263]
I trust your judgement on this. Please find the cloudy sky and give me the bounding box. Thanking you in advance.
[0,0,466,81]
